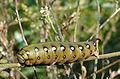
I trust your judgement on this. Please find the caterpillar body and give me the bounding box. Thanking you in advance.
[17,39,100,66]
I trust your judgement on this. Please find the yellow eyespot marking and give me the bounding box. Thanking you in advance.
[60,45,65,51]
[43,46,48,53]
[52,46,57,52]
[78,45,83,51]
[70,46,75,51]
[86,44,90,49]
[44,48,48,52]
[79,47,83,50]
[34,47,39,52]
[61,47,64,50]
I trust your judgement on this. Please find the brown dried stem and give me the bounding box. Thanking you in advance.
[84,52,120,61]
[15,0,28,46]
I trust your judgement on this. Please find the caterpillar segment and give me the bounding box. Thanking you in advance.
[17,40,99,66]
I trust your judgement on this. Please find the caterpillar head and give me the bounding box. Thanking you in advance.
[17,45,36,66]
[17,49,27,65]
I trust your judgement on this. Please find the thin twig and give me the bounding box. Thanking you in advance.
[80,61,86,79]
[15,0,28,45]
[114,0,118,9]
[15,0,39,79]
[87,59,120,79]
[88,8,120,41]
[74,0,80,42]
[47,16,58,36]
[0,59,8,64]
[0,63,21,68]
[84,51,120,61]
[68,63,77,79]
[33,66,39,79]
[45,0,63,41]
[44,24,50,42]
[93,0,100,78]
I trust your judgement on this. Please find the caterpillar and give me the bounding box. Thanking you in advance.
[17,38,100,66]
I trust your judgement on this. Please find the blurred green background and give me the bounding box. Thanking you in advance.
[0,0,120,79]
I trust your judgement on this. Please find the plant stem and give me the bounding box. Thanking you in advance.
[74,0,80,42]
[15,0,28,45]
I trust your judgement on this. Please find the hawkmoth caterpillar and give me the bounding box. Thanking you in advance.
[17,38,100,66]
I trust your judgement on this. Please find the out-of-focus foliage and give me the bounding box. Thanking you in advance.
[0,0,120,79]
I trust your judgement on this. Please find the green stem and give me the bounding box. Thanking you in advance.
[74,0,80,42]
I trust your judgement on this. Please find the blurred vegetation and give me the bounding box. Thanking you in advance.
[0,0,120,79]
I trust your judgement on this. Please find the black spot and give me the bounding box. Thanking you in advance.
[34,47,39,52]
[51,45,57,52]
[70,45,75,51]
[90,50,92,54]
[82,53,85,57]
[63,55,66,59]
[55,55,58,59]
[73,55,76,58]
[85,44,90,49]
[78,45,84,51]
[43,46,48,53]
[37,56,40,60]
[47,55,50,59]
[60,45,66,51]
[95,48,97,51]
